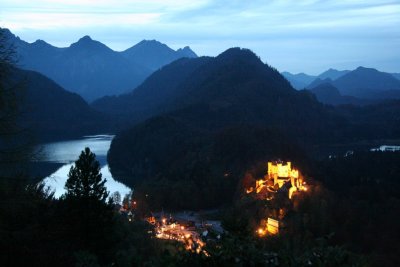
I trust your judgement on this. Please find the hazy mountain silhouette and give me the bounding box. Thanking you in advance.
[283,68,350,89]
[317,68,350,80]
[3,28,197,102]
[305,67,400,101]
[332,67,400,98]
[281,72,316,89]
[307,78,333,89]
[121,40,197,71]
[308,83,371,106]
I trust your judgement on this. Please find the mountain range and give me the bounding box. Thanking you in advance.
[308,83,371,106]
[3,28,197,102]
[283,67,400,91]
[280,72,317,89]
[306,67,400,105]
[330,67,400,98]
[281,68,351,90]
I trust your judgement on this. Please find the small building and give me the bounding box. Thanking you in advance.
[267,218,279,235]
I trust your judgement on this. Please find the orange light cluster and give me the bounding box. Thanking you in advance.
[153,218,207,255]
[246,161,307,199]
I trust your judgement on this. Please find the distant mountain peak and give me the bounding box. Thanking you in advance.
[355,66,376,72]
[317,68,350,81]
[70,35,111,52]
[281,71,317,90]
[1,28,13,37]
[6,27,199,101]
[176,46,197,58]
[178,46,192,52]
[217,47,259,61]
[79,35,93,42]
[307,77,333,89]
[32,39,51,47]
[121,39,198,70]
[139,39,160,44]
[0,28,19,43]
[135,39,167,48]
[333,66,400,98]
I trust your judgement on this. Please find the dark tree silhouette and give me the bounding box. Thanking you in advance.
[64,147,108,202]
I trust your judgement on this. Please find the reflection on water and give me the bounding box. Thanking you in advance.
[39,135,131,198]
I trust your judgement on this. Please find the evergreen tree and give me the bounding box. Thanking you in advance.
[64,147,108,202]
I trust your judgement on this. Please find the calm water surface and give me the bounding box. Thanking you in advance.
[39,135,131,198]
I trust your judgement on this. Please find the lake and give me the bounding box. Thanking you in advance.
[38,135,131,198]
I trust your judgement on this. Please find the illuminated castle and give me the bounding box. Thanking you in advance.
[250,161,308,237]
[247,161,306,199]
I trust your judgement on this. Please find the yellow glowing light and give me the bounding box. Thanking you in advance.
[162,218,166,224]
[257,228,266,236]
[181,226,185,230]
[249,161,307,199]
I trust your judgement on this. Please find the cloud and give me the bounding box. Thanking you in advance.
[2,12,161,30]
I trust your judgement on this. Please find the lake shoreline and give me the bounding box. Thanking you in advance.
[35,135,131,198]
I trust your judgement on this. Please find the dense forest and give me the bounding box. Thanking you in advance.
[107,48,400,210]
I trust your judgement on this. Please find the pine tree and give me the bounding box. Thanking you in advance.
[64,147,108,202]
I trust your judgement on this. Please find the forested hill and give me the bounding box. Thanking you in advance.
[92,56,212,118]
[95,48,345,142]
[7,67,115,142]
[106,48,347,210]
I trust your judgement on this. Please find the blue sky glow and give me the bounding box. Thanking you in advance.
[1,0,399,74]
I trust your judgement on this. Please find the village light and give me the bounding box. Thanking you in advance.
[257,228,266,236]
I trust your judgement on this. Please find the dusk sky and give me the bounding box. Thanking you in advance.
[1,0,399,74]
